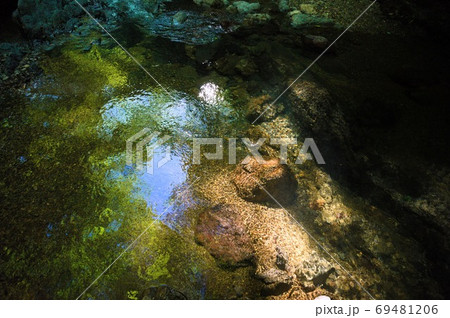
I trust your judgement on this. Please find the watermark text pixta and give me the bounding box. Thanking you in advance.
[192,137,325,165]
[127,129,325,174]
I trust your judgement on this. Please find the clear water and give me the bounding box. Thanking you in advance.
[1,12,445,300]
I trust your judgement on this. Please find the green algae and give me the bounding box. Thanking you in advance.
[0,30,253,299]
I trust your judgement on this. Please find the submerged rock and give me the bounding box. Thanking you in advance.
[303,34,329,50]
[195,204,254,267]
[245,95,284,122]
[256,268,293,284]
[275,246,288,270]
[235,57,258,76]
[299,4,318,16]
[141,285,187,300]
[149,11,227,45]
[256,268,294,295]
[214,54,241,75]
[312,267,336,287]
[295,256,335,285]
[287,80,349,143]
[287,80,353,181]
[233,157,297,205]
[242,13,271,26]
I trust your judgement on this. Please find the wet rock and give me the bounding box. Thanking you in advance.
[233,157,297,205]
[275,246,288,270]
[256,268,293,284]
[278,0,290,12]
[235,57,257,76]
[310,198,326,211]
[287,79,355,180]
[303,35,329,50]
[214,54,240,75]
[242,13,271,26]
[256,268,293,295]
[17,0,83,37]
[149,11,226,45]
[233,1,260,14]
[312,267,336,287]
[16,0,159,38]
[172,11,188,25]
[245,95,284,122]
[185,45,196,60]
[287,80,349,143]
[195,204,254,267]
[295,256,334,284]
[289,11,333,28]
[195,44,219,65]
[193,0,223,8]
[299,4,318,16]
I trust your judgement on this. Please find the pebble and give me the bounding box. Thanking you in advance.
[304,35,329,50]
[314,295,331,300]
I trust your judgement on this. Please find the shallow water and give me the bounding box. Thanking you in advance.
[1,9,447,300]
[0,21,254,299]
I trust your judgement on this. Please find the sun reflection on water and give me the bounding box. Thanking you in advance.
[198,82,224,105]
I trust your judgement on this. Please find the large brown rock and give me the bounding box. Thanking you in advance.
[233,158,297,205]
[195,204,254,267]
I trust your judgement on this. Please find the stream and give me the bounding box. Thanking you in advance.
[1,4,448,300]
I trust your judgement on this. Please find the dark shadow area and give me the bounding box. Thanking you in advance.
[0,0,17,20]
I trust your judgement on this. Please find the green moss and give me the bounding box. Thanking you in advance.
[290,12,334,28]
[42,45,130,92]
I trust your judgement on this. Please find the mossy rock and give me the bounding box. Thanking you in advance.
[290,12,334,28]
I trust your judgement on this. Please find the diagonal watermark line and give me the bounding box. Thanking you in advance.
[249,176,376,300]
[73,0,176,101]
[76,176,201,300]
[252,0,378,124]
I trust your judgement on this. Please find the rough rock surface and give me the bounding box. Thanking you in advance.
[287,80,350,145]
[233,157,297,205]
[289,11,333,28]
[256,268,293,285]
[15,0,160,37]
[232,1,260,14]
[198,169,338,299]
[195,204,254,267]
[193,0,223,8]
[299,4,317,15]
[172,11,188,25]
[256,268,294,295]
[303,34,329,50]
